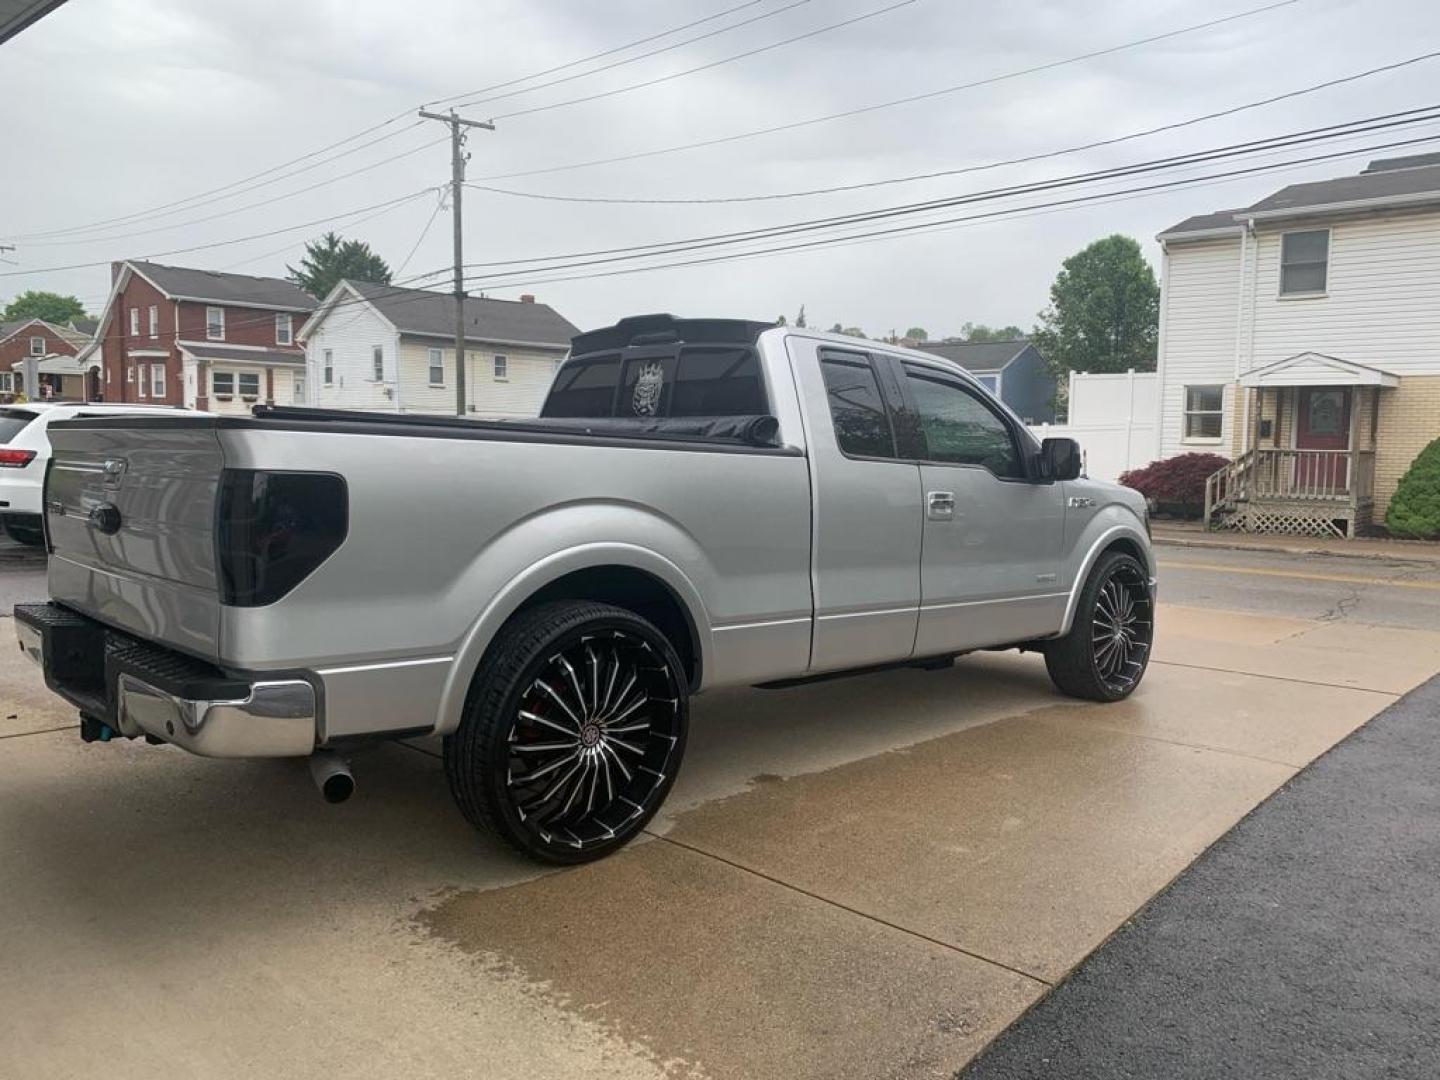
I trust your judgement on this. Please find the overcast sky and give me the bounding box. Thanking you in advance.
[3,0,1439,337]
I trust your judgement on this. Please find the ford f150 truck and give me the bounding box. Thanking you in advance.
[14,315,1155,864]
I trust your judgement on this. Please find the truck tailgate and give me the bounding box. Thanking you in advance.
[45,419,225,659]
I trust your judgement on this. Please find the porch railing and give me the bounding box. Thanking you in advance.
[1205,448,1375,527]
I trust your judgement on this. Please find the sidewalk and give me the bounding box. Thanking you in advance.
[961,672,1440,1080]
[1151,520,1440,563]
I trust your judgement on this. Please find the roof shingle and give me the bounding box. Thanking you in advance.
[343,279,580,348]
[915,339,1030,372]
[128,260,317,311]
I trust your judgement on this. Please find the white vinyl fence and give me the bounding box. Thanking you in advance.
[1028,369,1157,483]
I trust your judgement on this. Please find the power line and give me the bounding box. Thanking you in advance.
[454,132,1440,294]
[475,0,1306,180]
[449,0,815,112]
[394,193,446,277]
[489,0,925,122]
[3,123,432,243]
[422,0,776,109]
[0,2,793,243]
[450,111,1440,283]
[468,52,1440,206]
[0,189,438,279]
[18,137,450,248]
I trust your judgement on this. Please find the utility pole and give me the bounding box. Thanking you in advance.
[419,109,494,416]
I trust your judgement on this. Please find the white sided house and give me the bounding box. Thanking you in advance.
[299,280,580,417]
[1155,152,1440,538]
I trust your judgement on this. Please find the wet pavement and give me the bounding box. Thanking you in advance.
[3,546,1440,1078]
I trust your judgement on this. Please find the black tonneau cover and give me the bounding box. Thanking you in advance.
[56,407,785,450]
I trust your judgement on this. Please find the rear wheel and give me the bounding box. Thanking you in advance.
[1044,550,1153,702]
[445,600,688,864]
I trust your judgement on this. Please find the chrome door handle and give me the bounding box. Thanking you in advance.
[927,491,955,520]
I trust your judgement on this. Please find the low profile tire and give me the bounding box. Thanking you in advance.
[2,516,44,547]
[444,600,689,865]
[1044,550,1154,702]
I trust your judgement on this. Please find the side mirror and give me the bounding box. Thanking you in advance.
[1040,437,1082,482]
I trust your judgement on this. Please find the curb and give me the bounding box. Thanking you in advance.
[1151,533,1440,564]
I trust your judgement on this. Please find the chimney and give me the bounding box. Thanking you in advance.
[519,293,535,304]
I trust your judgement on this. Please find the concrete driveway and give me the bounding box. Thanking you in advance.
[3,545,1440,1079]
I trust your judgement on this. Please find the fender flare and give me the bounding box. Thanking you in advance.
[1058,521,1155,636]
[434,542,713,735]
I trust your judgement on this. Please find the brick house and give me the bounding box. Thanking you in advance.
[0,317,90,402]
[1155,152,1440,538]
[91,261,316,412]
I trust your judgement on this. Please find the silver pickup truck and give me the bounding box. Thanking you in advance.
[15,315,1155,863]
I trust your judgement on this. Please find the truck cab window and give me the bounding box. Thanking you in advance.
[671,347,764,416]
[903,366,1022,478]
[820,354,895,458]
[541,355,621,417]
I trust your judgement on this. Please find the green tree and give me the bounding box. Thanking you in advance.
[1386,438,1440,539]
[287,232,392,299]
[959,322,1025,343]
[1031,234,1158,374]
[775,314,788,326]
[3,290,88,325]
[840,326,867,338]
[904,326,928,341]
[795,304,807,328]
[828,322,844,334]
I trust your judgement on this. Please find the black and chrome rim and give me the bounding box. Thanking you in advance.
[505,629,682,852]
[1091,563,1153,694]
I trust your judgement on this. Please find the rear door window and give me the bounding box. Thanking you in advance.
[0,409,39,444]
[619,355,676,418]
[541,355,621,417]
[819,352,896,459]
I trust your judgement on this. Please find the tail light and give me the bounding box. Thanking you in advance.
[216,470,348,606]
[0,448,36,468]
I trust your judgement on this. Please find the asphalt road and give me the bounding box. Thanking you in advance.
[1156,543,1440,630]
[962,669,1440,1080]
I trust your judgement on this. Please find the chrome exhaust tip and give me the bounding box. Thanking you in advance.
[308,751,354,804]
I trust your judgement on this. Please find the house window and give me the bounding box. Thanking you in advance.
[974,374,999,394]
[493,354,507,380]
[29,336,45,356]
[137,365,148,398]
[372,345,384,381]
[206,306,225,340]
[213,371,235,399]
[427,347,445,386]
[275,313,292,345]
[151,364,165,398]
[0,373,12,392]
[323,349,334,385]
[239,372,261,399]
[129,308,139,336]
[148,305,158,339]
[1280,230,1329,295]
[1183,385,1224,440]
[126,366,134,383]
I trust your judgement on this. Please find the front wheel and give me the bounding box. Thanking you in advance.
[445,600,689,864]
[1044,550,1153,702]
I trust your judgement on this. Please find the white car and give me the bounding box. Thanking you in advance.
[0,403,205,546]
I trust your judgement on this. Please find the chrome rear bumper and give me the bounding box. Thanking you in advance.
[14,602,318,758]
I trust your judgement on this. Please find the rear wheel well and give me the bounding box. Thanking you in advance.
[515,566,701,689]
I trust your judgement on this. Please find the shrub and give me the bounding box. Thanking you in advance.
[1119,452,1230,518]
[1386,438,1440,539]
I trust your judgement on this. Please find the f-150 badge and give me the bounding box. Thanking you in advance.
[632,362,664,416]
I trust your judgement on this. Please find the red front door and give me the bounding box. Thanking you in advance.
[1295,387,1351,491]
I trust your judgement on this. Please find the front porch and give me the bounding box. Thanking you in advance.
[1204,352,1397,539]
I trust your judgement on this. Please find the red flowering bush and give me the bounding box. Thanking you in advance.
[1119,453,1230,518]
